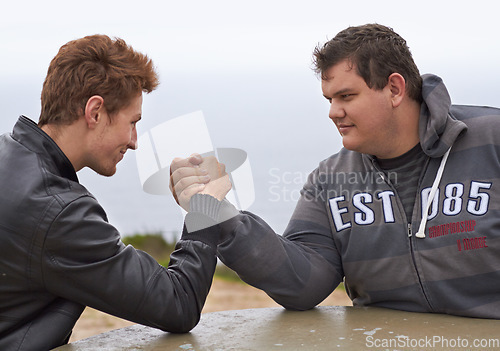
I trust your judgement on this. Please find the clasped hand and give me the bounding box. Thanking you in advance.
[169,154,232,211]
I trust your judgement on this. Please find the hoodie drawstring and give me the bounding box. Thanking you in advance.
[415,147,452,238]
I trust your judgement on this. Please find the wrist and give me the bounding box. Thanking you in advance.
[185,194,239,233]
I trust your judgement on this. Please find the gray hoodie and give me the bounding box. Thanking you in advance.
[189,74,500,318]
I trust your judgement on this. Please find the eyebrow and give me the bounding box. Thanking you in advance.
[324,88,353,100]
[333,88,353,97]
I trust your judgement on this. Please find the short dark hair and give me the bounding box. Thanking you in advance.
[313,23,422,102]
[39,34,159,126]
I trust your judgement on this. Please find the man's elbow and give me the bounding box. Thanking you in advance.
[162,319,199,333]
[273,295,319,311]
[281,301,317,311]
[148,306,202,334]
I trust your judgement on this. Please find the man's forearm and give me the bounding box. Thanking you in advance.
[216,211,343,310]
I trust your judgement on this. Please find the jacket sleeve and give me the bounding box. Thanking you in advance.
[216,169,345,310]
[41,195,219,333]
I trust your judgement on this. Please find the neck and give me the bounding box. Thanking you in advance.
[41,121,87,172]
[378,98,420,159]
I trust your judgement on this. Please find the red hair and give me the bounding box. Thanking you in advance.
[39,34,159,126]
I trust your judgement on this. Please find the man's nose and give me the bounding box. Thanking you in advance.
[329,101,345,120]
[128,129,138,150]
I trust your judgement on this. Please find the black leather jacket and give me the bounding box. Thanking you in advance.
[0,116,219,350]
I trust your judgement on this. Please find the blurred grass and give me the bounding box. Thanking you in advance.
[122,232,243,283]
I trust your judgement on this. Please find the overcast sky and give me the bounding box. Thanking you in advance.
[2,1,499,80]
[3,0,499,145]
[1,0,499,235]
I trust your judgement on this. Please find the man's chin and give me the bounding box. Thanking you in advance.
[341,140,358,152]
[92,166,117,177]
[101,169,117,177]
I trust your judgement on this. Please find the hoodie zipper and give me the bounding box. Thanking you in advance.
[407,223,433,310]
[406,150,451,310]
[371,158,434,310]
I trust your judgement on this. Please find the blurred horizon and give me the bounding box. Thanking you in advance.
[2,0,499,238]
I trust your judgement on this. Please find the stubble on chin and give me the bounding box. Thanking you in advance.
[92,163,118,177]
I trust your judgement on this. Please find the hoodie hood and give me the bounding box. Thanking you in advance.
[419,74,468,158]
[416,74,469,238]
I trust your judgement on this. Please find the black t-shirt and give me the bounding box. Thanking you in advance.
[376,143,428,221]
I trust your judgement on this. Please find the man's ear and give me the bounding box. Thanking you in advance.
[84,95,105,129]
[387,73,406,108]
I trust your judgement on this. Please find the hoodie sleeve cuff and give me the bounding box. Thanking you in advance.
[184,194,240,234]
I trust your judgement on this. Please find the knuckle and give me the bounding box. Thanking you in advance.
[175,178,189,191]
[170,157,184,169]
[173,167,191,181]
[176,168,188,178]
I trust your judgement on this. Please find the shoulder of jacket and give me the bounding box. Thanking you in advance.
[315,148,368,174]
[450,104,500,121]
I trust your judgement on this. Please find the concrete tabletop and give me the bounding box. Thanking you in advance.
[54,306,500,350]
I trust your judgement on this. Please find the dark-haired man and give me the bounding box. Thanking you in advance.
[171,23,500,319]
